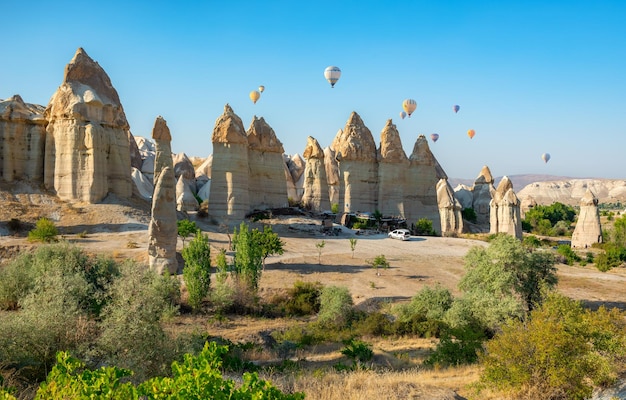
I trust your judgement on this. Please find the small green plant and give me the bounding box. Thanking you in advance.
[331,203,339,214]
[349,238,357,258]
[340,339,373,369]
[414,218,437,236]
[316,240,325,264]
[177,219,198,248]
[368,254,390,275]
[77,230,88,238]
[28,217,58,243]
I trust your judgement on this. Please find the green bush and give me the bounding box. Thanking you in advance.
[182,230,211,312]
[318,285,354,328]
[413,218,437,236]
[177,219,198,247]
[557,244,581,265]
[283,281,322,316]
[522,235,542,248]
[331,203,339,214]
[27,217,58,243]
[425,324,486,367]
[461,208,477,223]
[368,254,390,273]
[353,311,394,336]
[394,284,453,322]
[340,339,373,369]
[232,222,263,291]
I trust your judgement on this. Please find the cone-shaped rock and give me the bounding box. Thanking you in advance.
[323,146,340,206]
[148,116,178,274]
[176,175,199,212]
[472,165,495,227]
[208,104,250,222]
[437,179,464,235]
[489,176,522,239]
[405,135,446,233]
[377,119,409,218]
[283,156,298,202]
[0,95,47,182]
[246,116,287,209]
[44,48,132,202]
[571,189,602,248]
[301,136,330,211]
[335,112,378,213]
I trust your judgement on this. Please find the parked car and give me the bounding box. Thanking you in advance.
[388,229,411,241]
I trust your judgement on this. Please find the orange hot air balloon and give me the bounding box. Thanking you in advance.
[402,99,417,117]
[467,129,476,139]
[249,90,261,104]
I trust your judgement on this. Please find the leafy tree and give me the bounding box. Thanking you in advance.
[414,218,437,236]
[340,339,373,369]
[349,238,357,258]
[251,226,285,269]
[395,284,453,322]
[177,219,198,248]
[315,240,325,264]
[523,202,576,235]
[28,217,58,243]
[478,293,626,400]
[461,207,477,223]
[318,285,353,328]
[458,234,557,330]
[610,213,626,247]
[367,254,389,274]
[232,223,263,291]
[182,230,211,311]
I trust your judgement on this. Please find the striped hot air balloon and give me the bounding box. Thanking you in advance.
[324,66,341,88]
[402,99,417,117]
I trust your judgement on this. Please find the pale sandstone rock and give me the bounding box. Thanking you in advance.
[489,176,522,239]
[176,175,199,212]
[173,152,196,181]
[517,179,626,206]
[208,104,250,222]
[44,48,132,202]
[335,112,378,213]
[283,158,299,202]
[287,153,306,200]
[246,116,288,209]
[195,154,212,182]
[323,146,340,206]
[131,166,153,200]
[453,184,474,210]
[520,195,537,219]
[571,189,602,248]
[129,132,142,170]
[197,180,211,201]
[377,119,409,218]
[301,136,330,211]
[148,116,178,274]
[472,166,496,227]
[0,95,47,182]
[405,135,446,233]
[135,136,156,153]
[437,179,464,235]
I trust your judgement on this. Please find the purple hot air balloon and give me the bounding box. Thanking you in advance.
[453,105,460,113]
[430,133,439,143]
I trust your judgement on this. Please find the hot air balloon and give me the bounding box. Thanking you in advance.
[402,99,417,117]
[249,90,261,104]
[400,111,406,120]
[542,153,551,163]
[324,66,341,88]
[467,129,476,139]
[453,105,460,113]
[258,85,265,93]
[430,133,439,143]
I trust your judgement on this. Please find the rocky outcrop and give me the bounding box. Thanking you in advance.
[405,135,446,232]
[472,166,496,226]
[571,189,602,248]
[517,179,626,206]
[287,153,305,201]
[246,116,287,209]
[195,154,212,186]
[44,47,132,202]
[148,116,178,274]
[283,157,298,201]
[301,136,330,211]
[437,179,464,235]
[0,95,47,182]
[208,104,250,223]
[131,166,153,200]
[176,175,198,212]
[520,195,537,219]
[324,146,340,206]
[489,176,522,239]
[377,119,409,218]
[335,112,378,213]
[453,184,474,210]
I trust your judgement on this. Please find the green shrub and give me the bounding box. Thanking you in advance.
[368,254,390,273]
[331,203,339,214]
[177,219,198,247]
[340,339,373,369]
[414,218,437,236]
[394,284,453,322]
[425,324,486,367]
[27,217,58,243]
[318,285,353,328]
[182,231,211,312]
[461,208,477,223]
[522,235,542,248]
[232,223,263,291]
[557,244,581,265]
[353,311,393,336]
[283,281,322,316]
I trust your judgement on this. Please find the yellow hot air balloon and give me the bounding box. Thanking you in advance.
[402,99,417,117]
[467,129,476,139]
[258,85,265,93]
[249,90,261,104]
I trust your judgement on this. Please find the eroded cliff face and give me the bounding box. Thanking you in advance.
[44,48,132,202]
[437,179,464,235]
[208,104,250,223]
[377,119,409,218]
[0,95,47,182]
[489,176,522,239]
[301,136,330,211]
[246,116,287,209]
[335,112,378,213]
[571,189,602,248]
[472,165,495,227]
[323,146,340,206]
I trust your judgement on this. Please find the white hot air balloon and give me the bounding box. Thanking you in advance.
[258,85,265,93]
[542,153,551,163]
[324,66,341,88]
[402,99,417,117]
[400,111,406,120]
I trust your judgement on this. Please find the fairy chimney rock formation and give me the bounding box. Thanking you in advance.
[148,116,178,274]
[176,175,199,212]
[0,95,47,182]
[571,189,602,248]
[301,136,330,211]
[437,179,464,235]
[323,146,340,206]
[405,135,446,233]
[287,153,306,200]
[44,47,132,202]
[377,119,409,218]
[472,165,496,227]
[489,176,522,239]
[335,112,378,213]
[246,116,287,209]
[208,104,250,223]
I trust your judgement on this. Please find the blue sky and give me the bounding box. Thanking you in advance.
[2,1,625,180]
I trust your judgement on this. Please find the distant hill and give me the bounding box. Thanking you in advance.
[449,174,576,190]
